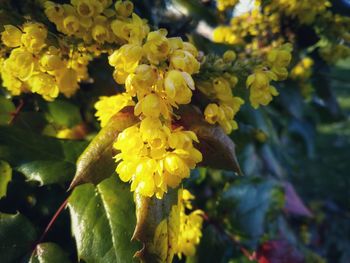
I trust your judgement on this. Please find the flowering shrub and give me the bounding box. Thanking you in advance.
[0,0,349,262]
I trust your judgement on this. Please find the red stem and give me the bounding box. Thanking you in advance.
[32,197,69,254]
[8,99,24,125]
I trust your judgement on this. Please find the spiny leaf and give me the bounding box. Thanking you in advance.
[220,178,284,242]
[132,189,178,263]
[0,160,12,199]
[0,213,37,263]
[68,174,140,263]
[0,125,88,185]
[29,243,71,263]
[179,106,241,174]
[69,108,138,189]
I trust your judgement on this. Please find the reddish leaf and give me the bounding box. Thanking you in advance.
[178,105,241,174]
[69,107,138,189]
[284,182,313,217]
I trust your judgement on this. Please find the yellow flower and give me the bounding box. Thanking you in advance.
[168,129,199,150]
[170,49,200,74]
[44,1,65,24]
[212,77,232,102]
[57,68,79,97]
[94,93,135,127]
[1,25,22,48]
[204,103,223,124]
[131,158,159,197]
[114,0,133,17]
[183,42,199,57]
[164,70,195,105]
[114,126,145,157]
[246,69,278,108]
[21,22,47,53]
[109,43,143,83]
[0,62,24,96]
[164,153,190,179]
[28,72,59,101]
[7,48,36,81]
[40,53,65,72]
[72,0,103,18]
[267,43,292,80]
[63,15,80,35]
[125,64,158,97]
[111,13,150,45]
[143,29,170,65]
[134,93,169,118]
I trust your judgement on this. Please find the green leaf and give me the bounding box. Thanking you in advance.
[46,100,82,128]
[0,125,88,185]
[220,178,284,243]
[68,174,140,263]
[0,213,37,263]
[0,96,15,125]
[132,190,178,263]
[0,160,12,198]
[196,225,230,263]
[12,112,47,133]
[30,243,71,263]
[69,109,138,189]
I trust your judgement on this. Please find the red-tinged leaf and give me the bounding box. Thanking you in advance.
[284,182,313,217]
[256,240,304,263]
[178,106,241,174]
[132,190,178,263]
[68,107,138,189]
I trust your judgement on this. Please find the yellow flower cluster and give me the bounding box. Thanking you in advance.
[247,44,292,108]
[194,50,244,134]
[213,6,282,55]
[174,189,204,258]
[268,0,331,25]
[291,57,314,98]
[320,44,350,64]
[327,15,350,43]
[0,22,90,100]
[291,57,314,81]
[114,120,202,198]
[194,51,244,134]
[94,4,202,198]
[216,0,239,11]
[94,93,135,127]
[152,189,204,261]
[199,62,244,134]
[44,0,149,45]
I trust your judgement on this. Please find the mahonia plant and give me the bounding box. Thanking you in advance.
[0,0,297,261]
[212,0,350,101]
